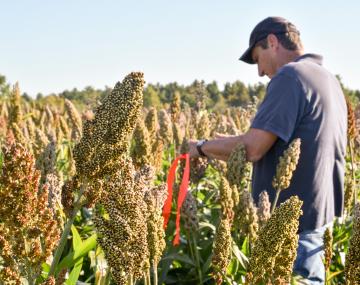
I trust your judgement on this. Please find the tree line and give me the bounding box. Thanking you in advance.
[1,74,359,111]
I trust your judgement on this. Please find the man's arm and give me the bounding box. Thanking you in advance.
[189,128,278,162]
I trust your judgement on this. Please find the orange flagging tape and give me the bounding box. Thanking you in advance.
[162,153,190,245]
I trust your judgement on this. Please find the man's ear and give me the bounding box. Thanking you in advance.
[267,34,279,50]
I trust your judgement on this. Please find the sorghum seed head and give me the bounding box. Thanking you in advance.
[212,218,232,285]
[272,138,301,192]
[73,72,144,180]
[234,189,259,242]
[247,196,303,284]
[131,119,152,169]
[181,191,199,232]
[196,111,211,139]
[170,91,181,123]
[227,143,252,191]
[219,176,235,221]
[345,203,360,284]
[158,109,173,146]
[64,98,82,141]
[257,191,271,229]
[323,227,333,271]
[145,107,158,143]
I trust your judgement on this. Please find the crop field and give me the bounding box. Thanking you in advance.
[0,72,359,285]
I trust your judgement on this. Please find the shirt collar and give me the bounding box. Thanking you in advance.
[294,53,323,65]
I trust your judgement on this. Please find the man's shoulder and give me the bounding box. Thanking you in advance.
[276,53,324,79]
[268,66,301,92]
[276,61,302,80]
[272,53,336,94]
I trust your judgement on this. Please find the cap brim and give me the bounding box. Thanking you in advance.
[239,45,256,64]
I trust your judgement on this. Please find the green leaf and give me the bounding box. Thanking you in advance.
[241,236,250,256]
[56,234,97,274]
[199,221,216,232]
[74,233,97,260]
[161,253,195,266]
[327,270,344,280]
[71,225,82,249]
[232,242,248,270]
[42,262,50,273]
[65,257,84,285]
[159,256,172,284]
[63,225,87,285]
[201,252,213,273]
[226,258,238,275]
[291,276,298,285]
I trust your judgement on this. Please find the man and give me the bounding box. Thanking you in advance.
[189,17,347,284]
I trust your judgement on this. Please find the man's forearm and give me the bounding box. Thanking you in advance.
[191,128,277,162]
[201,135,246,161]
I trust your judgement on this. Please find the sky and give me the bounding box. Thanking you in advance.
[1,1,359,97]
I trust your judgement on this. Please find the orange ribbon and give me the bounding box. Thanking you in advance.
[162,153,190,245]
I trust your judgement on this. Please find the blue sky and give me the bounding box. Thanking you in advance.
[1,1,359,96]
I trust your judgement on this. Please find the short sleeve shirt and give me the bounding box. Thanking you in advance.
[251,54,347,232]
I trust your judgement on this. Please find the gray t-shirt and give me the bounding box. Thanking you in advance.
[251,53,347,232]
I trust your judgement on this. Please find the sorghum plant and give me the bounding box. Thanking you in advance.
[8,82,22,129]
[0,143,60,284]
[345,203,360,284]
[73,72,144,181]
[212,218,232,285]
[94,157,152,284]
[234,189,259,244]
[246,196,303,284]
[64,99,82,141]
[145,107,158,145]
[49,72,145,276]
[257,190,271,229]
[227,143,252,192]
[169,91,181,124]
[158,109,173,146]
[131,119,152,169]
[272,138,301,212]
[323,227,333,283]
[144,184,167,285]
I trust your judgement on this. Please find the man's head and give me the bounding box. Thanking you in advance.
[240,17,304,78]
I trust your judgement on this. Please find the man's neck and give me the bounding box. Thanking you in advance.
[276,49,304,69]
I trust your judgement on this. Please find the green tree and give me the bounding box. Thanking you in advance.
[224,80,250,106]
[143,84,162,108]
[206,81,221,107]
[21,93,33,102]
[0,74,11,97]
[248,82,266,102]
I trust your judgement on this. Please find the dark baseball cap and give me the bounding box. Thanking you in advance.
[239,16,300,64]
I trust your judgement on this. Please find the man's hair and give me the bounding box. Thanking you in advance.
[256,31,303,51]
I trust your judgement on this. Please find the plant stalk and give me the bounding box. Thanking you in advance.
[349,139,357,207]
[145,268,151,285]
[48,182,86,276]
[186,230,195,262]
[192,235,203,284]
[271,190,281,214]
[153,263,158,285]
[128,275,134,285]
[325,268,329,285]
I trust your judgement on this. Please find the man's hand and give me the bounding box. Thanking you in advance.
[188,140,201,158]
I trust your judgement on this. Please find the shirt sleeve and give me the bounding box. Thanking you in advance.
[251,73,306,143]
